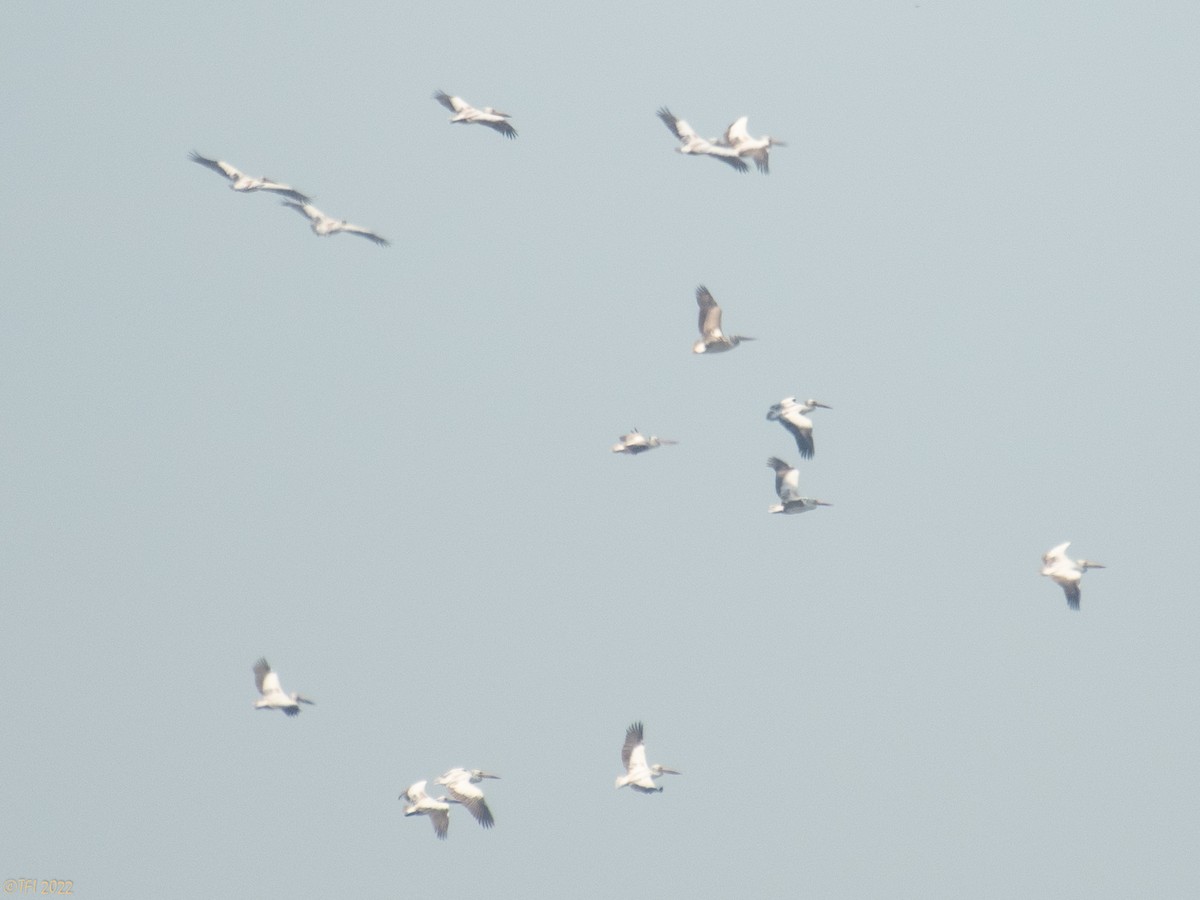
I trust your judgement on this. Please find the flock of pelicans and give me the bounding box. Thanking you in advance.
[211,85,1105,838]
[254,654,674,839]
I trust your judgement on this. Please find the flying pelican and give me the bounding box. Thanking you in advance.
[766,457,831,515]
[433,91,518,139]
[280,202,390,246]
[766,397,832,459]
[1041,542,1105,610]
[612,429,678,455]
[436,769,499,828]
[615,721,680,793]
[694,285,754,354]
[189,152,311,203]
[656,108,749,172]
[252,658,315,717]
[401,780,452,839]
[719,117,787,174]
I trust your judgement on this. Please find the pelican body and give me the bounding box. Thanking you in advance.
[718,117,787,174]
[767,457,831,514]
[252,658,315,717]
[616,721,680,793]
[612,429,678,455]
[280,201,390,246]
[1041,542,1105,610]
[657,108,749,172]
[766,397,831,459]
[693,285,754,354]
[401,780,452,839]
[189,152,312,203]
[434,91,518,138]
[436,768,499,828]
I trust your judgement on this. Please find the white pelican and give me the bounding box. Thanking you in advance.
[694,285,754,354]
[719,117,787,174]
[611,429,678,455]
[433,91,518,139]
[401,780,452,839]
[615,721,680,793]
[252,658,315,717]
[766,397,831,459]
[436,769,499,828]
[189,152,311,203]
[767,457,831,515]
[280,202,390,246]
[656,108,749,172]
[1041,542,1105,610]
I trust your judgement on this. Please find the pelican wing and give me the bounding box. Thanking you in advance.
[433,91,467,113]
[1062,582,1082,611]
[190,151,240,181]
[767,457,800,499]
[281,200,321,223]
[405,780,429,804]
[429,808,449,839]
[695,286,723,337]
[253,658,279,696]
[1043,542,1071,566]
[444,779,495,828]
[723,116,751,145]
[254,180,311,204]
[657,107,695,142]
[709,151,750,172]
[780,412,815,459]
[338,222,391,246]
[621,721,647,770]
[479,118,518,139]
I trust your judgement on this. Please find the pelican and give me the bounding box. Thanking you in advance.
[656,108,749,172]
[766,397,831,459]
[436,769,499,828]
[280,202,390,246]
[694,285,754,354]
[401,780,452,839]
[189,152,311,203]
[612,429,678,455]
[615,721,680,793]
[1041,542,1105,610]
[719,117,787,174]
[433,91,518,139]
[252,658,315,717]
[767,457,831,514]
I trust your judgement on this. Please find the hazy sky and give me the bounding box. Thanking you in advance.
[3,2,1199,897]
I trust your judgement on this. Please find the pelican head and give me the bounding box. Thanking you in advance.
[1079,561,1106,571]
[651,765,681,776]
[803,399,832,410]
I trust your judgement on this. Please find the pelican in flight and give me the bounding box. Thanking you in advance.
[767,457,831,515]
[719,117,787,174]
[189,152,311,203]
[616,721,680,793]
[436,769,499,828]
[694,285,754,354]
[612,429,678,455]
[280,202,390,246]
[767,397,832,459]
[656,108,749,172]
[252,658,315,717]
[433,91,517,139]
[1041,542,1105,610]
[401,780,452,839]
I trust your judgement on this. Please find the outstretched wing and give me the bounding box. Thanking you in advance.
[433,91,466,113]
[340,223,391,247]
[444,778,495,828]
[479,118,518,139]
[190,151,239,181]
[657,107,695,142]
[622,721,647,771]
[723,116,750,145]
[695,286,723,337]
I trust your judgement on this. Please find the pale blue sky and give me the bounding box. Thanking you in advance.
[3,2,1199,897]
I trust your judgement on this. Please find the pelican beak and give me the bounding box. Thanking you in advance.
[814,500,833,507]
[481,772,501,779]
[814,402,832,409]
[1084,562,1106,569]
[661,768,682,775]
